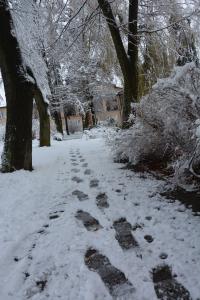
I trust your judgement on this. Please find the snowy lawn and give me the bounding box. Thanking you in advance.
[0,134,200,300]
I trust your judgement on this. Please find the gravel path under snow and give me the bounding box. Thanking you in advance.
[0,135,200,300]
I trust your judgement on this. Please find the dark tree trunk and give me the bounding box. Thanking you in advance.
[128,0,138,102]
[97,0,139,123]
[44,56,64,135]
[64,112,70,135]
[0,0,33,172]
[52,110,63,134]
[34,88,51,147]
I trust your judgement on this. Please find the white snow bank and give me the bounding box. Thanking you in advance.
[0,134,200,299]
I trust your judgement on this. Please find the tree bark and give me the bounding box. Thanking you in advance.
[50,66,64,135]
[0,0,33,171]
[44,57,64,135]
[52,110,63,134]
[128,0,138,102]
[64,111,70,135]
[34,87,51,147]
[97,0,139,123]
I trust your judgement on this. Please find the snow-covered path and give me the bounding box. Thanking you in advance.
[0,134,200,300]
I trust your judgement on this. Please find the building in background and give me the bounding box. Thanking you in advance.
[65,115,83,134]
[93,83,122,126]
[63,101,83,135]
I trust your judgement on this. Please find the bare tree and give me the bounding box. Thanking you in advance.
[0,0,50,172]
[97,0,139,123]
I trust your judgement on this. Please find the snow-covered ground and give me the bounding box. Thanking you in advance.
[0,132,200,300]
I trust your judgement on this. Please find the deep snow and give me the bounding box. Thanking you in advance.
[0,132,200,300]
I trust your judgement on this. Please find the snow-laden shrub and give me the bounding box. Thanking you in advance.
[110,63,200,187]
[53,132,63,141]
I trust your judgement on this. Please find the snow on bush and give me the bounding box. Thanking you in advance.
[53,132,63,141]
[110,63,200,187]
[84,126,112,140]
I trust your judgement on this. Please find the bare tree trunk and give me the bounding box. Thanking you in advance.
[34,88,51,147]
[128,0,138,102]
[44,56,64,135]
[64,112,70,135]
[0,0,33,172]
[52,110,63,134]
[123,80,133,125]
[97,0,139,123]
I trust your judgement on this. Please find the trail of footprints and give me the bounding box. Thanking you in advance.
[13,150,88,295]
[69,149,191,299]
[14,148,191,299]
[69,149,192,299]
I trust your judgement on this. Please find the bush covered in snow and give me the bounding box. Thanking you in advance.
[110,63,200,188]
[53,132,63,141]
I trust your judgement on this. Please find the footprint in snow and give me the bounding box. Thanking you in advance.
[84,169,92,175]
[96,193,109,208]
[82,163,88,168]
[37,229,46,234]
[85,248,135,298]
[71,176,84,183]
[152,264,191,300]
[43,224,49,228]
[76,210,102,231]
[71,168,80,173]
[72,190,88,201]
[90,179,99,188]
[49,214,60,220]
[113,218,139,250]
[49,210,64,220]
